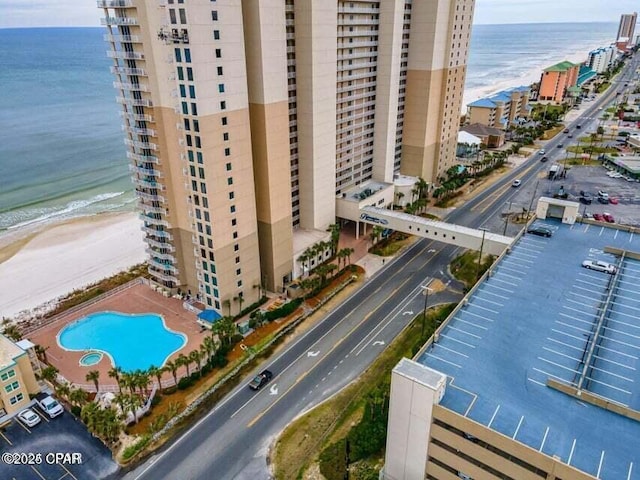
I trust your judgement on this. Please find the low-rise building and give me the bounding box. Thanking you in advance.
[0,334,40,420]
[538,60,580,104]
[602,153,640,179]
[466,86,531,129]
[460,123,505,149]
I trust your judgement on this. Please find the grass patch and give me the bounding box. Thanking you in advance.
[541,124,565,140]
[371,233,412,257]
[450,250,495,289]
[596,82,611,93]
[271,303,456,480]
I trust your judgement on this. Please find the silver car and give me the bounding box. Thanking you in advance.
[582,260,616,274]
[18,408,41,427]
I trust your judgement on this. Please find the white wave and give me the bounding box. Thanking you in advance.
[6,192,126,230]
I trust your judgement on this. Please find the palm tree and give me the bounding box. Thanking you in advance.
[370,226,384,245]
[135,370,151,396]
[113,392,129,415]
[86,370,100,392]
[202,336,216,364]
[297,252,309,277]
[177,353,191,377]
[148,365,164,392]
[416,177,428,199]
[41,365,58,384]
[108,366,123,392]
[81,402,100,432]
[69,387,88,407]
[190,350,203,377]
[2,324,21,342]
[126,393,144,424]
[222,299,232,317]
[164,359,179,386]
[326,223,341,256]
[345,247,355,265]
[34,344,49,363]
[56,382,71,401]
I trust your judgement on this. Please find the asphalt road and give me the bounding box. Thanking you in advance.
[120,56,639,480]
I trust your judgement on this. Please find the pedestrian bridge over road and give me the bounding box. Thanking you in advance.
[359,206,513,256]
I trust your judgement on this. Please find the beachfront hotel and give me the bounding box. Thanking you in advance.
[537,61,580,105]
[382,216,640,480]
[465,86,531,130]
[616,12,637,51]
[99,0,474,314]
[0,335,40,419]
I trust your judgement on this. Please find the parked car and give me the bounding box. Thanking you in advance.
[580,193,592,204]
[527,226,553,237]
[511,179,521,187]
[18,408,41,427]
[603,213,615,223]
[609,197,619,204]
[582,260,616,274]
[36,393,64,418]
[249,370,273,391]
[597,190,609,200]
[593,213,605,221]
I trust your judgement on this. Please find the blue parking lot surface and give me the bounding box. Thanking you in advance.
[419,219,640,480]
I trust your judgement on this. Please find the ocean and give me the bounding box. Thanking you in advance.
[0,22,619,235]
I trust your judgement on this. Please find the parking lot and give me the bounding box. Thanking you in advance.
[0,405,117,480]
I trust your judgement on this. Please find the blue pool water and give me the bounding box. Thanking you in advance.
[58,312,186,372]
[79,352,103,366]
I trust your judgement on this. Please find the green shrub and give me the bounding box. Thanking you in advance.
[122,434,152,461]
[263,298,303,322]
[71,405,81,417]
[177,376,193,390]
[319,438,348,480]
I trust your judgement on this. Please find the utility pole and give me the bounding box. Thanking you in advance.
[475,228,488,281]
[527,180,540,221]
[503,201,512,235]
[421,284,433,338]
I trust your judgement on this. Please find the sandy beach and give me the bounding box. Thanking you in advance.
[0,212,146,320]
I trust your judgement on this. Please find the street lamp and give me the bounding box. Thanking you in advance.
[421,284,433,338]
[503,201,513,235]
[475,228,489,281]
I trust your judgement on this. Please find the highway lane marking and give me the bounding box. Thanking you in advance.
[29,466,46,480]
[0,429,12,445]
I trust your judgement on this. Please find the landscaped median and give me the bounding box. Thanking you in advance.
[270,303,456,480]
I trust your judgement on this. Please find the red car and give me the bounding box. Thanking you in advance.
[609,197,619,205]
[603,213,615,223]
[593,213,605,221]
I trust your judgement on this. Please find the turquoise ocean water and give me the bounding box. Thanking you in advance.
[0,22,618,234]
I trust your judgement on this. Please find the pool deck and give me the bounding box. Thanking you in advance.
[29,283,209,389]
[419,219,640,480]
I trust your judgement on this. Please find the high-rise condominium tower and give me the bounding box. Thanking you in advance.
[99,0,474,314]
[617,12,637,44]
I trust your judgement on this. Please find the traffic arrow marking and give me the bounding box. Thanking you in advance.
[402,311,414,316]
[373,340,385,346]
[269,384,278,395]
[307,350,320,357]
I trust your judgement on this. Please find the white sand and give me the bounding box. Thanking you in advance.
[0,212,146,320]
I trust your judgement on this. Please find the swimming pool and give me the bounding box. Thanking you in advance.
[58,312,186,372]
[79,352,103,366]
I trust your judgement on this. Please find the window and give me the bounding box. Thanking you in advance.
[220,101,226,110]
[232,231,238,239]
[215,48,222,58]
[0,370,16,382]
[180,84,187,98]
[221,116,228,126]
[195,136,201,148]
[182,102,188,114]
[224,147,231,156]
[191,103,198,115]
[235,256,240,263]
[218,83,225,93]
[234,244,239,252]
[217,66,223,75]
[174,48,182,62]
[179,8,186,24]
[223,132,229,141]
[237,280,243,287]
[197,152,203,164]
[187,67,194,81]
[184,48,192,62]
[193,119,200,132]
[231,218,237,226]
[213,30,220,40]
[5,381,19,393]
[9,393,23,405]
[211,11,218,21]
[225,162,232,171]
[236,269,241,276]
[200,182,207,194]
[169,9,176,24]
[230,205,236,213]
[177,66,184,80]
[227,177,233,185]
[229,192,234,200]
[189,85,196,99]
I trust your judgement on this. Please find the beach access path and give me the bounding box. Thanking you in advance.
[0,212,146,320]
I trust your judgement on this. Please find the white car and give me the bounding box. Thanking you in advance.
[511,179,522,187]
[539,149,546,155]
[18,408,41,427]
[582,260,616,274]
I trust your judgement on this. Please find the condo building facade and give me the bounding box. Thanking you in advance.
[616,12,637,50]
[466,86,531,130]
[0,335,39,420]
[99,0,474,314]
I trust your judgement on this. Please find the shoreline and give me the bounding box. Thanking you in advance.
[0,211,146,321]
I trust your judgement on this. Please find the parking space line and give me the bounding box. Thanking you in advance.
[609,309,640,321]
[559,312,595,326]
[439,333,476,348]
[459,310,494,323]
[447,326,482,339]
[0,429,12,445]
[501,259,531,269]
[612,302,640,314]
[562,306,596,317]
[543,347,581,363]
[539,426,550,452]
[488,405,500,428]
[590,365,634,382]
[568,438,577,464]
[483,283,514,294]
[479,289,508,300]
[30,466,46,480]
[512,416,525,439]
[527,377,546,387]
[568,291,603,302]
[538,357,580,374]
[454,317,488,331]
[601,334,640,351]
[424,353,461,369]
[511,251,537,260]
[565,298,602,310]
[495,265,523,275]
[474,297,504,307]
[435,344,469,358]
[35,408,49,423]
[606,317,640,331]
[594,353,636,368]
[612,295,640,306]
[575,278,608,288]
[587,376,632,395]
[551,329,589,343]
[16,419,31,433]
[616,285,640,295]
[555,320,590,334]
[603,325,640,340]
[490,276,520,286]
[547,337,584,352]
[573,285,605,295]
[627,462,634,480]
[533,367,569,383]
[467,303,498,314]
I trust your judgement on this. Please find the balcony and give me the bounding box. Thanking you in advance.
[338,60,377,72]
[104,34,141,43]
[121,112,154,122]
[148,268,178,285]
[97,0,134,7]
[149,258,179,274]
[107,50,143,60]
[137,190,166,204]
[142,214,170,228]
[127,151,159,164]
[146,248,175,262]
[130,165,163,177]
[114,81,149,92]
[146,237,174,251]
[134,177,164,190]
[126,126,156,136]
[338,18,378,26]
[141,225,172,240]
[111,66,147,76]
[101,17,138,26]
[116,96,153,107]
[140,203,166,215]
[336,100,376,115]
[125,138,158,150]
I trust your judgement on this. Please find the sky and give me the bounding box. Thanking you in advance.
[0,0,637,28]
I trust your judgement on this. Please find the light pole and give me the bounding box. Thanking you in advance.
[475,228,488,281]
[503,201,513,235]
[421,284,433,338]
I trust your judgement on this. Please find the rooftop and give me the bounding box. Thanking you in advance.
[604,155,640,174]
[0,334,26,371]
[461,123,505,137]
[544,60,578,72]
[467,86,530,109]
[341,180,393,204]
[419,219,640,480]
